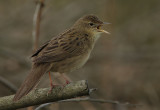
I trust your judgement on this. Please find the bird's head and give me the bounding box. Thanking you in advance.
[73,14,110,35]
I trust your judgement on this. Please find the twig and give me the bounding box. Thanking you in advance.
[32,0,45,52]
[58,98,142,107]
[0,80,89,110]
[0,76,18,93]
[89,88,97,94]
[35,97,142,110]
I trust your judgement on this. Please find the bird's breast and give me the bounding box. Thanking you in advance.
[50,51,91,73]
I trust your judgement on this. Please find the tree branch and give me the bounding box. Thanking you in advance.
[32,0,45,52]
[35,97,142,110]
[57,98,142,107]
[0,80,89,110]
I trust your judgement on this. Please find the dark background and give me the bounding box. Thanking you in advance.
[0,0,160,110]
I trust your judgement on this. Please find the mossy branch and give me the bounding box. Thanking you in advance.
[0,80,89,110]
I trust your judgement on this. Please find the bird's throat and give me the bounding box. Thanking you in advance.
[94,32,101,42]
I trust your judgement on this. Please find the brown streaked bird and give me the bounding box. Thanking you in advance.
[13,14,110,101]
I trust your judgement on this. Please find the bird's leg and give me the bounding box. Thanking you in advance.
[48,72,56,93]
[48,72,62,95]
[61,73,71,85]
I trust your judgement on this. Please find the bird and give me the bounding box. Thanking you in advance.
[13,14,110,101]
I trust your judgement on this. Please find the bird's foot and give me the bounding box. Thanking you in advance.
[65,79,71,85]
[61,79,71,88]
[61,73,71,85]
[47,83,60,95]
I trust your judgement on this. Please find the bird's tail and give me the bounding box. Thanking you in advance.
[13,63,50,101]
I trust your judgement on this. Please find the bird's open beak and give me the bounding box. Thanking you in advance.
[103,22,111,25]
[97,22,110,34]
[98,29,110,34]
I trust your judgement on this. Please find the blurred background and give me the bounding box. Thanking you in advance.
[0,0,160,110]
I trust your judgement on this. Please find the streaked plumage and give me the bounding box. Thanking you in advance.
[13,14,109,101]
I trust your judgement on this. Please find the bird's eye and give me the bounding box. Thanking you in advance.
[89,23,94,26]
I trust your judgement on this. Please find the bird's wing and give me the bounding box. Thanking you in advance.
[32,30,89,63]
[31,40,50,57]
